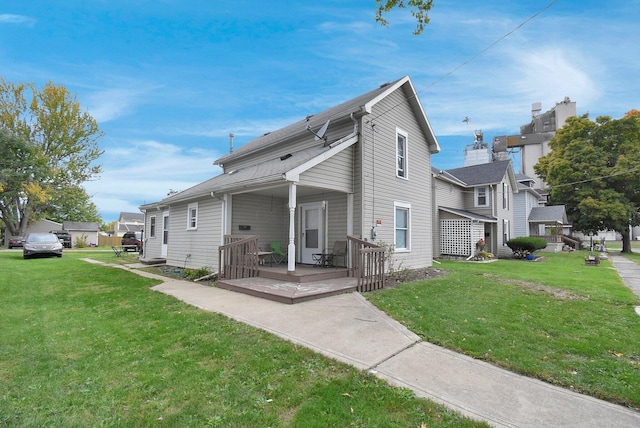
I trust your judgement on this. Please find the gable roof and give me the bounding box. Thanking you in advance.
[528,205,568,224]
[444,160,515,187]
[142,76,439,208]
[118,212,144,222]
[63,221,100,231]
[215,75,439,166]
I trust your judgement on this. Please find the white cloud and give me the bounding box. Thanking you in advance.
[84,139,223,221]
[0,14,36,26]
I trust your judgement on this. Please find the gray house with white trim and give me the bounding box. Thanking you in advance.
[140,76,440,273]
[432,160,518,258]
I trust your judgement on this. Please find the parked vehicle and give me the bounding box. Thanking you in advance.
[49,230,72,248]
[23,233,63,259]
[8,236,24,249]
[121,231,142,252]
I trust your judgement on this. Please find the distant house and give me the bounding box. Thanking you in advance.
[3,219,62,246]
[432,160,518,258]
[115,212,144,237]
[140,76,440,276]
[63,221,100,247]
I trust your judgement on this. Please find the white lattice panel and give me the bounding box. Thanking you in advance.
[441,219,472,256]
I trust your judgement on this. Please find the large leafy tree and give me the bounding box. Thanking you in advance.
[0,79,104,238]
[375,0,434,34]
[534,113,640,253]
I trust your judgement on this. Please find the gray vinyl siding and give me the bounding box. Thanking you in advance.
[494,178,515,257]
[165,198,223,270]
[359,88,433,269]
[432,177,466,257]
[222,121,355,173]
[514,191,538,237]
[231,194,288,250]
[298,147,354,193]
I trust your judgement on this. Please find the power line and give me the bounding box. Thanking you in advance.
[546,167,640,190]
[369,0,559,123]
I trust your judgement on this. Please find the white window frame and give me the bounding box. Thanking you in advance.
[394,201,411,252]
[149,215,156,238]
[502,182,509,210]
[503,219,510,245]
[475,186,489,207]
[187,202,198,230]
[396,128,408,179]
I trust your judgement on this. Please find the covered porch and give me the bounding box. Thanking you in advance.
[217,235,385,303]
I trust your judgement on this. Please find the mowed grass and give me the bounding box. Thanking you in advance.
[368,251,640,409]
[0,251,485,427]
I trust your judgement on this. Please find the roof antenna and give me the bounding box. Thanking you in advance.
[306,116,330,144]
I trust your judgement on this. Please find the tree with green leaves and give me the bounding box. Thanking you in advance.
[534,112,640,253]
[375,0,434,34]
[0,79,104,239]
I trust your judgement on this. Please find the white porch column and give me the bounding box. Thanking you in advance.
[287,182,297,272]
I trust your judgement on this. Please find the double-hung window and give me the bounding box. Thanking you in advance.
[394,202,411,251]
[475,186,488,207]
[187,202,198,230]
[396,129,408,179]
[149,216,156,238]
[502,182,509,210]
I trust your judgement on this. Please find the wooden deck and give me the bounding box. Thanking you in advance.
[217,264,358,304]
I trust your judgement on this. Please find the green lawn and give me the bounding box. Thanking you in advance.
[0,250,484,427]
[367,250,640,409]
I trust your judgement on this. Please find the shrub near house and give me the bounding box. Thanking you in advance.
[507,237,547,259]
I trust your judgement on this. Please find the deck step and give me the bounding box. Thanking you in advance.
[217,276,358,304]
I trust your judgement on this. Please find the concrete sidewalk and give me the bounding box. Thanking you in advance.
[144,272,640,427]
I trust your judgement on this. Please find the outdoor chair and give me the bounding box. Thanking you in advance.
[269,241,287,264]
[111,246,123,257]
[325,240,347,267]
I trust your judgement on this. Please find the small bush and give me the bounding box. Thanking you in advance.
[507,237,547,258]
[184,267,211,281]
[74,234,89,248]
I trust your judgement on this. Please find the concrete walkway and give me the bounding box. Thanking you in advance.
[109,260,640,427]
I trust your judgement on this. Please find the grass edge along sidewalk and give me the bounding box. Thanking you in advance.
[368,250,640,410]
[0,251,486,427]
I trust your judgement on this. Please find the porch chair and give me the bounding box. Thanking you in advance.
[325,240,347,267]
[269,241,287,264]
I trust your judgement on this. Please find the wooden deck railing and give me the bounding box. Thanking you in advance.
[218,235,260,280]
[347,236,386,292]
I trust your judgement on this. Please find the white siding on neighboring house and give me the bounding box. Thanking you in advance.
[514,190,540,237]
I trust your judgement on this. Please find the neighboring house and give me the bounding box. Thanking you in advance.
[115,212,144,237]
[513,174,546,238]
[431,160,518,258]
[140,76,441,273]
[63,221,100,247]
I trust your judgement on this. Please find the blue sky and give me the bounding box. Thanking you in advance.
[2,1,638,222]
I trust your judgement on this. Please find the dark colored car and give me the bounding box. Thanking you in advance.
[49,230,72,248]
[121,231,142,252]
[8,236,24,249]
[23,233,63,259]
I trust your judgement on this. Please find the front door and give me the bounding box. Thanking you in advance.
[161,211,169,257]
[299,202,324,264]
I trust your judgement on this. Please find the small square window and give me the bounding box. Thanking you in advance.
[476,186,488,207]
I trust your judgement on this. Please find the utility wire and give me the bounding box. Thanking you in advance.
[369,0,559,123]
